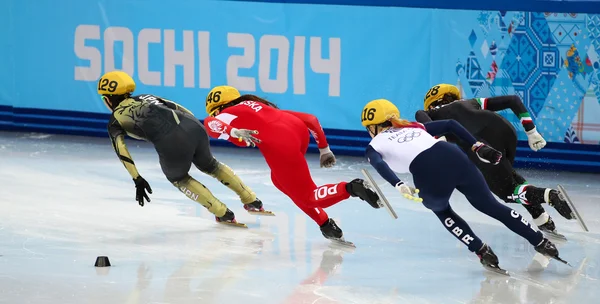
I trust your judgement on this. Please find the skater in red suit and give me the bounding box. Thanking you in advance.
[203,86,380,242]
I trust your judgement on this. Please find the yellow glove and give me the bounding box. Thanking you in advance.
[396,182,423,203]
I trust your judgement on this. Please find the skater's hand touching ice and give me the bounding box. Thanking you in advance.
[396,182,422,202]
[526,127,546,151]
[319,146,336,168]
[472,142,502,165]
[133,176,152,206]
[231,128,261,147]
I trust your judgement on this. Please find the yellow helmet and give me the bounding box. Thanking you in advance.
[361,99,400,127]
[423,84,460,109]
[205,85,241,116]
[97,71,136,95]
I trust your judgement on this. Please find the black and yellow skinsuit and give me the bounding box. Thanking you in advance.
[414,84,574,235]
[98,71,262,222]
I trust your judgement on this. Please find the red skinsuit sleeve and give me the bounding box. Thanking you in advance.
[283,110,329,149]
[203,116,247,147]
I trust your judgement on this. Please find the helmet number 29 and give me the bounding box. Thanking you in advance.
[425,85,440,101]
[206,91,222,104]
[361,108,376,122]
[98,78,118,93]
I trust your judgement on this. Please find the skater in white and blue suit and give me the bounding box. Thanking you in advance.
[360,99,566,273]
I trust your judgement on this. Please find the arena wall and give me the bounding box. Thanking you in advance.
[1,0,600,171]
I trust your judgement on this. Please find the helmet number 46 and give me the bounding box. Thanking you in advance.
[98,78,118,93]
[206,91,222,104]
[362,108,376,122]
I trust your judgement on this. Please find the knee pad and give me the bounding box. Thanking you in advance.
[171,174,192,187]
[166,172,190,184]
[195,157,219,174]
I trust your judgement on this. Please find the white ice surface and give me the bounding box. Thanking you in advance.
[0,132,599,304]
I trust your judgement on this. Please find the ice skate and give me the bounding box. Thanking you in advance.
[537,217,567,241]
[548,189,575,220]
[477,244,508,276]
[534,238,571,266]
[244,199,275,216]
[320,218,355,248]
[346,178,380,209]
[557,184,589,232]
[216,208,247,228]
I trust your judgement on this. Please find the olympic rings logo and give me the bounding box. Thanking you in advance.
[396,131,422,143]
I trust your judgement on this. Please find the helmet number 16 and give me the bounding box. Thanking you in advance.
[361,108,376,122]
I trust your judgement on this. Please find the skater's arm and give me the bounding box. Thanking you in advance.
[108,117,141,179]
[203,116,254,147]
[424,120,477,146]
[366,145,402,186]
[475,96,535,131]
[282,110,329,149]
[415,110,433,124]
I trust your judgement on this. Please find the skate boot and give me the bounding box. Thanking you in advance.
[548,190,575,220]
[320,218,343,240]
[215,208,237,223]
[346,179,380,209]
[476,244,508,275]
[244,198,275,216]
[320,218,355,247]
[215,208,247,228]
[534,238,570,265]
[537,217,556,233]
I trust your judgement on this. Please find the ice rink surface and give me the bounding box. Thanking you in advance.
[1,131,599,304]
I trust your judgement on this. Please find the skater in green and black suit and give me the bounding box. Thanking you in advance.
[98,70,267,225]
[415,84,576,237]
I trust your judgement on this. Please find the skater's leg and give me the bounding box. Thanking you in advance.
[188,121,258,205]
[159,157,229,218]
[271,171,342,239]
[270,171,329,226]
[467,148,557,228]
[433,206,484,252]
[456,163,544,247]
[268,152,350,211]
[155,126,230,219]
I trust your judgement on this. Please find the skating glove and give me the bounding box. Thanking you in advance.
[526,127,546,151]
[319,146,336,168]
[133,176,152,206]
[471,142,502,165]
[396,182,422,202]
[230,128,261,147]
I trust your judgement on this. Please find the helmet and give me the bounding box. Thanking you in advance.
[205,86,241,116]
[361,99,400,127]
[97,71,136,95]
[423,84,460,109]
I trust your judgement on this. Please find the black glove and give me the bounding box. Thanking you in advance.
[133,176,152,206]
[472,142,502,165]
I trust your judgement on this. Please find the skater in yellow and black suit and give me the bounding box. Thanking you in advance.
[98,70,266,224]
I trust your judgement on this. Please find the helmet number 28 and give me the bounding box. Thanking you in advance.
[425,85,440,100]
[98,78,118,93]
[362,108,376,122]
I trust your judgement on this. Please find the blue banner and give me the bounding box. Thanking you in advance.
[2,0,600,146]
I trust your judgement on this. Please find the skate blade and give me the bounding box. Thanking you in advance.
[247,210,275,216]
[551,255,572,267]
[557,184,589,232]
[542,230,568,242]
[361,169,398,219]
[218,221,248,228]
[482,264,510,276]
[329,238,356,248]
